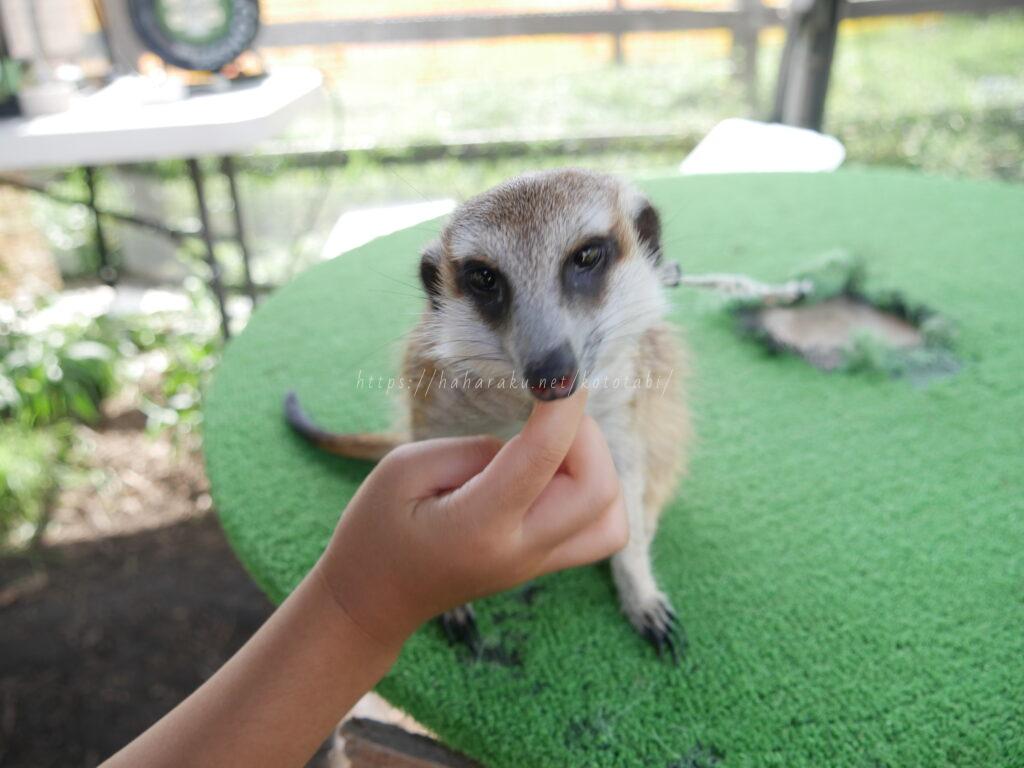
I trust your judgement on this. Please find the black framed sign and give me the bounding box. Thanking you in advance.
[129,0,260,72]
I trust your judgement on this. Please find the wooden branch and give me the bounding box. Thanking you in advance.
[256,9,777,48]
[679,273,813,304]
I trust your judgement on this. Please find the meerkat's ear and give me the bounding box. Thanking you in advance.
[419,239,444,309]
[633,198,663,265]
[633,195,681,287]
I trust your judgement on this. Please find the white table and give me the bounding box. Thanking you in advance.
[0,66,324,336]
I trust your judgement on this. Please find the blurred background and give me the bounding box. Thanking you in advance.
[0,1,1021,766]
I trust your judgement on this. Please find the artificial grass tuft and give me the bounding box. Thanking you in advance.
[204,169,1024,767]
[731,250,960,379]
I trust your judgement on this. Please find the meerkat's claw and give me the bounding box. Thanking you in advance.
[636,598,686,664]
[663,622,689,665]
[438,604,482,657]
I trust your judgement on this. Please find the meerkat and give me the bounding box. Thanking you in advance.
[285,168,692,659]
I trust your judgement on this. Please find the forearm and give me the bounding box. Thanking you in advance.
[104,564,403,768]
[103,396,622,767]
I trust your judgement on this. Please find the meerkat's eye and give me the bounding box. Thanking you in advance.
[460,260,510,325]
[562,236,615,300]
[466,266,498,294]
[572,240,609,271]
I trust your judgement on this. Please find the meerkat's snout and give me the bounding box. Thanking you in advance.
[524,341,578,400]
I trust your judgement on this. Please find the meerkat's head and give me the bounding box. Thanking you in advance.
[419,168,676,401]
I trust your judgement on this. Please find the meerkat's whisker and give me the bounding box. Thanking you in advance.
[368,288,428,301]
[367,267,426,294]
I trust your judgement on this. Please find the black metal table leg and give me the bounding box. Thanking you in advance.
[186,158,232,339]
[84,166,117,285]
[220,156,258,305]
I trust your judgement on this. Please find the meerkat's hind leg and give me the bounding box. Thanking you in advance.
[438,604,482,657]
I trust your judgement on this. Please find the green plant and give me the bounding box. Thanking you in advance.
[0,422,67,547]
[0,285,227,548]
[0,306,120,427]
[0,301,119,547]
[128,320,220,437]
[841,331,894,377]
[114,279,223,438]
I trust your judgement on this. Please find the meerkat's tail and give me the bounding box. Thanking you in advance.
[283,391,406,461]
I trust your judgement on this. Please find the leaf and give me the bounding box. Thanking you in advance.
[65,340,113,362]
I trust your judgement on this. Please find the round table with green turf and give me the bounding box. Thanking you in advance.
[204,169,1024,767]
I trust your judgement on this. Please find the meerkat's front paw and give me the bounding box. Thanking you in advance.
[438,603,482,656]
[626,593,686,664]
[612,550,687,663]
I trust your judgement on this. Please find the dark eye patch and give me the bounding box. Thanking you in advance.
[562,236,616,301]
[458,259,510,326]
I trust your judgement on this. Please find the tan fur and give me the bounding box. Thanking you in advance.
[637,324,692,537]
[289,168,694,650]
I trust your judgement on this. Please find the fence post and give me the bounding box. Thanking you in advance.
[612,0,624,66]
[771,0,842,131]
[732,0,762,113]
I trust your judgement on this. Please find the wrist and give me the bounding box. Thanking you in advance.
[310,560,410,661]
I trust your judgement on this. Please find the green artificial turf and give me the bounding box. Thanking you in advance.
[203,169,1024,767]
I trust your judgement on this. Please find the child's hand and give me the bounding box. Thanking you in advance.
[106,390,625,768]
[315,388,627,650]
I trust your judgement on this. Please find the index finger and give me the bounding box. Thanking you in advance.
[461,386,588,513]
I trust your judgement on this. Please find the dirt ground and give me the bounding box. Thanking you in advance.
[0,516,275,767]
[0,406,276,767]
[0,403,403,768]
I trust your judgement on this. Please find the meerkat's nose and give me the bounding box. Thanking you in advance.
[525,342,579,401]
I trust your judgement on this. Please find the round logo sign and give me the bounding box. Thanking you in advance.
[129,0,260,72]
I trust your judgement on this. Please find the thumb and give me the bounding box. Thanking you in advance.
[460,387,589,514]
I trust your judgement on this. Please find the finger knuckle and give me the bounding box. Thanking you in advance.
[466,522,502,559]
[608,510,630,551]
[474,435,505,454]
[469,435,504,465]
[477,543,513,582]
[594,471,621,508]
[527,441,566,475]
[378,443,416,477]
